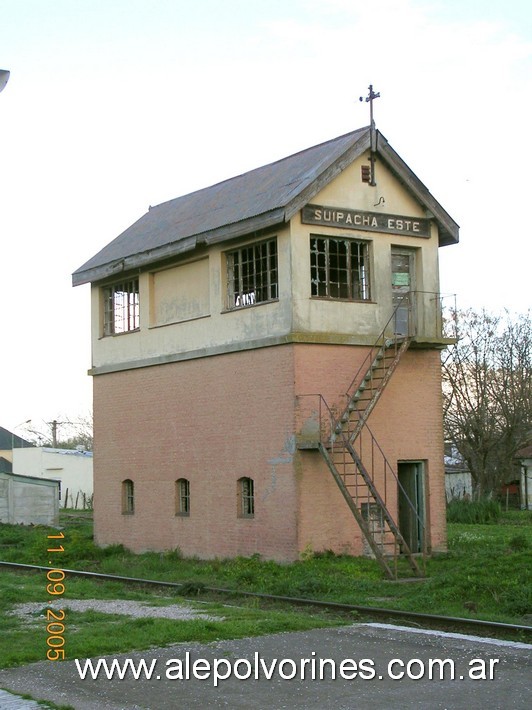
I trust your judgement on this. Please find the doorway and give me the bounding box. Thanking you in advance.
[391,248,415,335]
[398,461,425,553]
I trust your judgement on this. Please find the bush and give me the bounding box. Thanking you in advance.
[447,498,502,524]
[508,534,529,552]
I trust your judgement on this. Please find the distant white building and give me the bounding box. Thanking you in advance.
[444,444,472,502]
[516,445,532,511]
[13,447,93,509]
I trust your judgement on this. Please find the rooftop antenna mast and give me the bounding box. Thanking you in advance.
[359,84,380,186]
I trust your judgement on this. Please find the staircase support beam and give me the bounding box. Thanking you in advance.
[319,443,396,579]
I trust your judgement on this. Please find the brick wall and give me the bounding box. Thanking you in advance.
[294,344,447,555]
[93,345,300,560]
[93,341,447,561]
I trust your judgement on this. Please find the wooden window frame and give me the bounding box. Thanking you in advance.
[237,477,255,518]
[176,478,190,517]
[122,479,134,515]
[226,238,278,309]
[310,235,370,301]
[103,278,140,336]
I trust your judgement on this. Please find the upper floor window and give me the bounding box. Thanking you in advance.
[226,238,278,309]
[176,478,190,516]
[103,279,140,335]
[310,236,370,301]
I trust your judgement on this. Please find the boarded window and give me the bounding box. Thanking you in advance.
[152,260,210,326]
[310,236,370,300]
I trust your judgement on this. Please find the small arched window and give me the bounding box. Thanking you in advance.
[122,479,134,515]
[237,477,254,518]
[176,478,190,516]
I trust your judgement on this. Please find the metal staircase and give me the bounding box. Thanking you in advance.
[333,335,410,446]
[318,296,426,579]
[322,426,424,579]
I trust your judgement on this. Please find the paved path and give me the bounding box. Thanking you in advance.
[0,624,530,709]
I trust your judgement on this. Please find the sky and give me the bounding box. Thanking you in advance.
[1,0,531,440]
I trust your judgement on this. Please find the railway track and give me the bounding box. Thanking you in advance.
[1,560,530,642]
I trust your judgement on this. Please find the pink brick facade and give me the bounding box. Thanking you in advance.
[93,342,447,560]
[295,344,447,556]
[94,346,299,560]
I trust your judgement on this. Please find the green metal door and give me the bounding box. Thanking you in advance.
[398,461,425,553]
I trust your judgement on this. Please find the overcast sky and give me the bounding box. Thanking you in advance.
[1,0,531,439]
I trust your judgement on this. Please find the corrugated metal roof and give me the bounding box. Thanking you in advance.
[0,427,34,449]
[72,126,459,286]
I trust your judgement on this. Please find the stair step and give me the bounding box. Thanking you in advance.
[352,392,373,403]
[315,329,422,580]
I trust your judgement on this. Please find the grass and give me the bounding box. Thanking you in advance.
[447,498,503,524]
[0,569,345,668]
[0,509,530,670]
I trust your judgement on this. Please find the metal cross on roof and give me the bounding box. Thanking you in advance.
[359,84,381,186]
[360,84,380,129]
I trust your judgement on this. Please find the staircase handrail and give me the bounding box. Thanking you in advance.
[343,291,414,404]
[355,422,427,550]
[299,391,427,546]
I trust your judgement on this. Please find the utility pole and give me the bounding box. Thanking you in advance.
[48,420,65,448]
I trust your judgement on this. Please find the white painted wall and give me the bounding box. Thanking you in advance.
[90,150,447,372]
[519,458,532,510]
[445,470,473,502]
[13,447,93,508]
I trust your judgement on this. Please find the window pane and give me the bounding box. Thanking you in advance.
[227,239,278,308]
[103,279,140,335]
[122,480,134,514]
[310,236,370,301]
[238,477,255,517]
[176,479,190,515]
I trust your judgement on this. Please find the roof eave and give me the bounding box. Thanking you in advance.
[72,127,459,286]
[284,130,371,221]
[376,132,459,247]
[72,207,286,286]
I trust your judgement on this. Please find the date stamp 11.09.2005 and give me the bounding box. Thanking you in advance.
[46,531,66,661]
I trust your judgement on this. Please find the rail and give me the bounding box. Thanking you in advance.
[1,561,530,641]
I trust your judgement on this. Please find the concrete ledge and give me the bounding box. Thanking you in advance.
[89,332,379,376]
[89,332,453,376]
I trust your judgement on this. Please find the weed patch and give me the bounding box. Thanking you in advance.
[447,498,502,524]
[0,509,530,670]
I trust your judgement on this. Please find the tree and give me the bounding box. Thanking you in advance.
[54,413,94,451]
[442,309,532,497]
[26,413,93,451]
